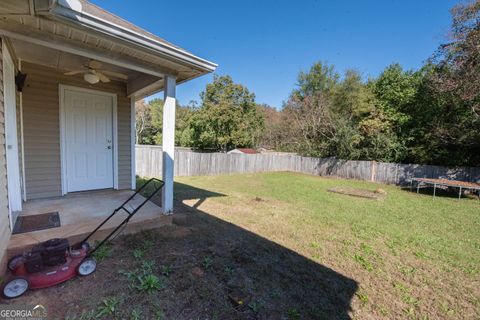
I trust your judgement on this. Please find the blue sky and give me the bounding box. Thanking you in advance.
[91,0,458,108]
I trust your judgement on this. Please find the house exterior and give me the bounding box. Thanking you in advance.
[0,0,216,269]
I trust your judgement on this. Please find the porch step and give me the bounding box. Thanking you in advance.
[7,214,172,258]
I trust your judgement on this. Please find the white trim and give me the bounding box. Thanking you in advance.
[59,84,118,195]
[59,85,66,195]
[0,30,167,78]
[58,0,82,12]
[113,94,119,190]
[50,3,218,72]
[18,59,26,201]
[28,0,35,15]
[3,40,22,224]
[130,97,136,190]
[161,75,176,214]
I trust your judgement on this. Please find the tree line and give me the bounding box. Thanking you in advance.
[136,0,480,167]
[135,75,264,152]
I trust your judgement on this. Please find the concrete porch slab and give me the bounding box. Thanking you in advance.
[7,190,171,257]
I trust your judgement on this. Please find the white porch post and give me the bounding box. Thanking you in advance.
[130,96,136,190]
[162,75,176,214]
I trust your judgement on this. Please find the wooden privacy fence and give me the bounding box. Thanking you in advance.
[136,145,480,185]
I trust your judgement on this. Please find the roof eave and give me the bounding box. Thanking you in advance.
[47,0,217,74]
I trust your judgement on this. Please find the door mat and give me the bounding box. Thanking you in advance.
[12,212,61,234]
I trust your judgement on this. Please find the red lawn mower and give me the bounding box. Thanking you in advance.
[2,178,164,299]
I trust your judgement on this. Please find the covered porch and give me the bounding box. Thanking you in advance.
[0,0,216,267]
[8,189,171,257]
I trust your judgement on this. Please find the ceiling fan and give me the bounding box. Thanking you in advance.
[64,60,128,84]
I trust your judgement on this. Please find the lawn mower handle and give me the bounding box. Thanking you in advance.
[76,178,164,256]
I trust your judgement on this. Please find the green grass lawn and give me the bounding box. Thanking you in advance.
[175,172,480,319]
[14,172,478,319]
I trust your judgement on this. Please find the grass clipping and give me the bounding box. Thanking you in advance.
[328,186,387,200]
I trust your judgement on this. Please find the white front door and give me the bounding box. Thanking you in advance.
[3,43,22,220]
[64,89,114,192]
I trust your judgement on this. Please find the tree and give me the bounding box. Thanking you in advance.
[283,93,336,157]
[371,63,421,130]
[405,65,480,166]
[333,69,375,119]
[147,98,195,147]
[432,0,480,115]
[257,104,283,149]
[334,69,406,162]
[280,63,407,161]
[188,75,265,151]
[134,98,195,147]
[135,99,153,144]
[293,62,339,100]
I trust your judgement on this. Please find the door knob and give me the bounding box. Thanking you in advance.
[107,146,112,150]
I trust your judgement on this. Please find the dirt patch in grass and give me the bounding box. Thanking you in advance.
[328,186,387,200]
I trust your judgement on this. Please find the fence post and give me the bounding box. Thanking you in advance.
[371,161,377,182]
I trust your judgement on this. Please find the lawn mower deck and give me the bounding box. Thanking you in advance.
[13,244,91,289]
[3,241,95,299]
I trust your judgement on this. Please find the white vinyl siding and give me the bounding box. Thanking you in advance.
[0,39,12,271]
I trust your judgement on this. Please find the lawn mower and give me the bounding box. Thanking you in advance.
[2,178,164,299]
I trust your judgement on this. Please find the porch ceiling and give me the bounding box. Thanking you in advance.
[10,38,149,83]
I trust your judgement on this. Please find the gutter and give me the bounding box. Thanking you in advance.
[45,0,217,73]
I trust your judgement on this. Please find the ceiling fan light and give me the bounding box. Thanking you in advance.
[84,72,100,84]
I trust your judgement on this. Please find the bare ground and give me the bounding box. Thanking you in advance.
[1,200,357,319]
